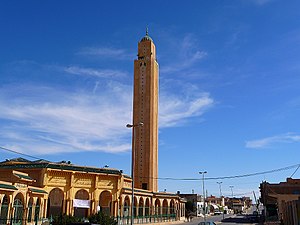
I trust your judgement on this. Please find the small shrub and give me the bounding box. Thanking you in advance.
[52,214,81,225]
[88,211,117,225]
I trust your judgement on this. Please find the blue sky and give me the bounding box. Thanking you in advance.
[1,0,300,198]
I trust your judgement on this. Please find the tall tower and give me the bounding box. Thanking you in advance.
[132,30,159,192]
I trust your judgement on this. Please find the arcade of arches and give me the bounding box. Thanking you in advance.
[0,159,186,225]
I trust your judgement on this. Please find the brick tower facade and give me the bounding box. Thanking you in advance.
[132,30,158,192]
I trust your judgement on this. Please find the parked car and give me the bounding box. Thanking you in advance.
[198,222,217,225]
[214,210,222,215]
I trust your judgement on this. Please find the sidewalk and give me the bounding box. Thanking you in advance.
[146,219,185,225]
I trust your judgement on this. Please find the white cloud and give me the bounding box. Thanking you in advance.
[0,82,133,155]
[64,66,127,78]
[161,34,207,74]
[245,0,274,6]
[245,133,300,149]
[159,92,214,127]
[254,0,273,5]
[0,80,214,155]
[77,47,132,60]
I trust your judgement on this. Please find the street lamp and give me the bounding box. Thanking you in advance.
[126,122,144,225]
[199,171,207,222]
[217,182,224,220]
[230,186,234,198]
[217,182,223,198]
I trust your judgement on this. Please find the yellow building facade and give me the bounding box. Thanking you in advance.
[0,158,185,225]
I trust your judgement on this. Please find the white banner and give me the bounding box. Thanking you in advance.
[73,199,91,208]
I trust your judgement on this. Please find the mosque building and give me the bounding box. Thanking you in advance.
[0,31,186,225]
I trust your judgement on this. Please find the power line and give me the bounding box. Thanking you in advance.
[205,164,299,180]
[142,163,300,181]
[0,146,42,160]
[290,164,300,178]
[1,145,299,182]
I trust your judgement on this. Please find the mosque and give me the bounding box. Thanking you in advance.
[0,31,186,225]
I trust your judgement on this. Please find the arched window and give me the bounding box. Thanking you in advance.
[0,195,9,224]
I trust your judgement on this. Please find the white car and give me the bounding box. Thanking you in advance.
[214,211,222,215]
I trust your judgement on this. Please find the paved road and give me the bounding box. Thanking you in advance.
[184,214,259,225]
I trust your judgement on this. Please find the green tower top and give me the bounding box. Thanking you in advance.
[140,28,153,42]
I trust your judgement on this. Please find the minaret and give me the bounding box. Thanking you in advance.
[132,29,159,192]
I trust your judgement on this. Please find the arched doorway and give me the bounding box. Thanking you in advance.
[154,199,160,215]
[170,200,175,220]
[145,198,150,216]
[27,197,33,223]
[170,200,175,215]
[133,197,138,217]
[74,189,89,218]
[47,188,64,217]
[0,195,9,225]
[123,196,130,218]
[154,199,161,222]
[138,197,144,217]
[162,199,168,221]
[162,199,168,215]
[99,191,112,216]
[12,193,24,225]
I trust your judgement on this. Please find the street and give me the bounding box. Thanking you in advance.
[183,214,259,225]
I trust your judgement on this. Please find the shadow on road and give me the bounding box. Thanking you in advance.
[221,214,260,223]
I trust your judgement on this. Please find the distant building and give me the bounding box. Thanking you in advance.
[223,197,251,214]
[206,195,224,206]
[178,193,202,216]
[179,193,229,216]
[260,178,300,222]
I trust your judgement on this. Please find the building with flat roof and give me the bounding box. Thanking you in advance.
[260,178,300,222]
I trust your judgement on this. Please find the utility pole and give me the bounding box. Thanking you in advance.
[217,182,222,198]
[217,182,224,220]
[230,186,234,198]
[126,122,144,225]
[199,171,207,222]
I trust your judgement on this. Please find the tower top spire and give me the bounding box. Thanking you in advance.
[140,28,153,42]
